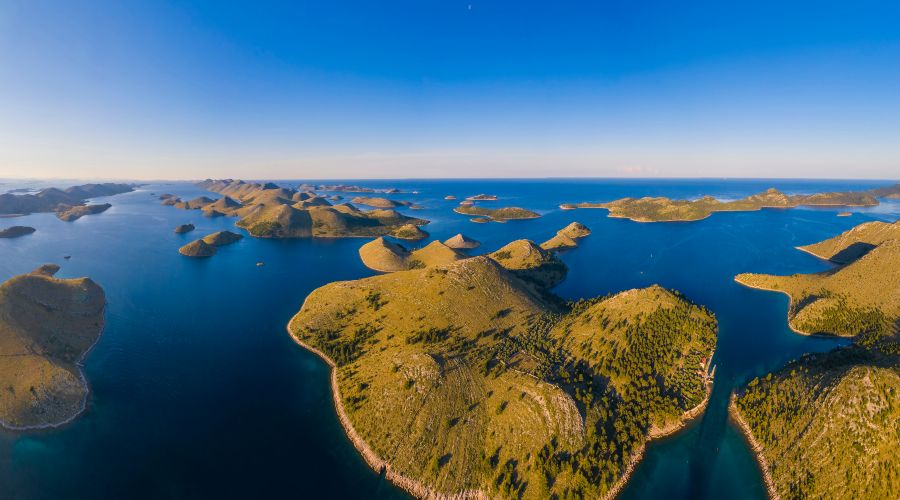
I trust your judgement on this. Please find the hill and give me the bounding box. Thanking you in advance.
[731,221,900,499]
[179,239,216,257]
[561,188,881,222]
[391,224,429,240]
[443,233,480,249]
[735,229,899,340]
[0,183,133,216]
[288,253,716,498]
[0,265,105,429]
[193,179,428,239]
[202,230,243,246]
[358,238,465,272]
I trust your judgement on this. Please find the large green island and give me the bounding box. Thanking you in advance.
[560,185,900,222]
[0,265,106,430]
[288,238,716,498]
[732,221,899,499]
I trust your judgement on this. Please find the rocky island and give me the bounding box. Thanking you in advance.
[561,188,883,222]
[191,179,429,239]
[289,240,717,498]
[0,265,105,430]
[174,224,195,234]
[731,221,899,499]
[391,224,429,240]
[0,183,132,220]
[0,225,36,238]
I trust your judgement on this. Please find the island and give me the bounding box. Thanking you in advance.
[443,233,480,249]
[56,203,112,221]
[731,221,899,499]
[174,224,195,234]
[0,225,36,238]
[0,265,105,430]
[202,230,243,246]
[454,204,540,221]
[466,194,498,201]
[540,222,591,251]
[179,239,216,257]
[560,187,882,222]
[0,183,133,218]
[288,239,717,498]
[190,179,429,239]
[350,197,410,209]
[391,224,429,240]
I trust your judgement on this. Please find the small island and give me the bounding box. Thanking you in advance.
[391,223,429,240]
[56,203,112,221]
[730,221,899,499]
[466,194,498,201]
[454,204,540,221]
[561,187,883,222]
[0,225,36,238]
[179,230,244,257]
[174,224,195,234]
[0,265,106,430]
[350,196,410,209]
[540,222,591,251]
[289,240,717,498]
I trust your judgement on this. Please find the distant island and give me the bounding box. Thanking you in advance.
[454,204,540,221]
[186,179,428,239]
[466,194,498,201]
[304,183,404,194]
[0,225,36,238]
[350,196,411,208]
[0,183,133,220]
[0,265,105,430]
[560,184,900,222]
[731,221,899,499]
[289,237,716,498]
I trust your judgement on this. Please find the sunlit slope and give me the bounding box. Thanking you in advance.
[0,266,105,429]
[289,255,716,498]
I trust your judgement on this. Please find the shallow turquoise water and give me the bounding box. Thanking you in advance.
[0,178,896,499]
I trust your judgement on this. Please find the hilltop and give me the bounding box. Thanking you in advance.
[0,265,105,429]
[731,221,899,499]
[193,179,428,239]
[443,233,480,249]
[358,238,465,272]
[289,250,716,498]
[561,187,882,222]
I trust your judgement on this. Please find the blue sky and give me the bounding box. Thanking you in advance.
[1,0,899,179]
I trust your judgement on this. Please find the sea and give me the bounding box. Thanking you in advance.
[0,178,897,499]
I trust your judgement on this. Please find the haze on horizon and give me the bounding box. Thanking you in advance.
[1,0,899,181]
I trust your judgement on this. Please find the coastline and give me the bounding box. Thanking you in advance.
[732,277,851,339]
[286,307,488,500]
[601,349,716,500]
[1,297,107,432]
[728,395,779,500]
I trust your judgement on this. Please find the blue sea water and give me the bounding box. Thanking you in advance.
[0,178,897,499]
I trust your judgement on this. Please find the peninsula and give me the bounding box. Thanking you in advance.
[0,265,105,429]
[731,221,899,499]
[560,187,884,222]
[540,222,591,251]
[288,246,717,498]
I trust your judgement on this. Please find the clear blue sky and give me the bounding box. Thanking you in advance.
[1,0,899,180]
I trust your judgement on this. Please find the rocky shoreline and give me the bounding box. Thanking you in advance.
[728,395,779,500]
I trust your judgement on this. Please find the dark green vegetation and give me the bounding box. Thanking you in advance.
[0,226,35,238]
[193,179,428,239]
[733,221,900,499]
[0,183,133,218]
[0,265,105,429]
[562,187,885,222]
[290,242,716,498]
[454,204,540,221]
